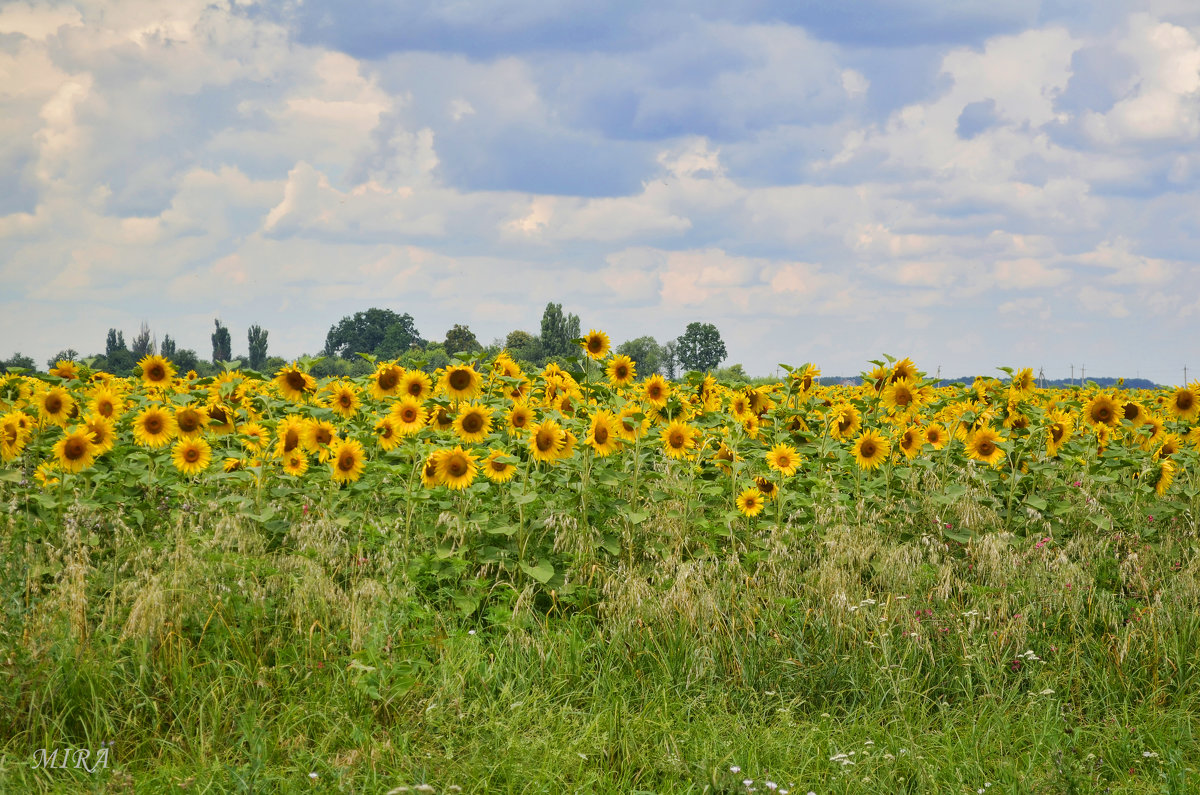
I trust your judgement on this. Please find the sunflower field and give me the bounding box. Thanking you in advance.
[3,338,1200,791]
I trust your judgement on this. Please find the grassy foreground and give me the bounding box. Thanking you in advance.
[2,487,1199,794]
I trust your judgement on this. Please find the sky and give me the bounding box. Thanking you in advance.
[1,0,1199,382]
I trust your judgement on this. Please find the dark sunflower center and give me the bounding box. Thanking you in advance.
[1050,424,1064,442]
[860,442,876,458]
[45,396,62,413]
[424,461,438,478]
[210,407,228,424]
[894,389,912,406]
[339,393,353,408]
[978,441,995,456]
[449,370,472,391]
[490,460,507,472]
[378,424,394,438]
[184,448,200,463]
[148,365,165,381]
[668,431,685,448]
[401,408,417,422]
[1124,404,1140,420]
[338,452,355,471]
[588,338,603,353]
[536,429,556,452]
[286,371,307,391]
[64,438,86,460]
[462,413,483,434]
[144,415,163,434]
[284,429,300,452]
[1178,392,1195,410]
[407,382,424,396]
[838,415,853,433]
[512,412,528,427]
[178,412,200,432]
[648,386,662,399]
[316,428,332,445]
[378,370,399,390]
[594,426,609,444]
[446,456,468,477]
[615,364,628,379]
[98,400,113,416]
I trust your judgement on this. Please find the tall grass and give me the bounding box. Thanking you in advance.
[2,478,1198,793]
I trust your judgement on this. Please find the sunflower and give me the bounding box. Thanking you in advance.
[441,365,482,401]
[746,387,774,416]
[439,445,478,490]
[793,364,821,394]
[1152,458,1176,497]
[171,437,212,477]
[529,419,567,463]
[492,353,524,380]
[132,404,177,448]
[1083,394,1120,427]
[223,456,245,473]
[240,422,270,454]
[617,406,650,441]
[729,393,751,420]
[454,404,494,443]
[391,398,428,436]
[35,461,60,489]
[1045,411,1074,457]
[1168,383,1199,421]
[755,476,779,501]
[967,426,1005,467]
[863,365,890,392]
[370,362,405,400]
[329,438,366,483]
[374,416,402,451]
[712,442,741,475]
[206,402,236,435]
[49,359,79,380]
[53,426,97,474]
[1139,415,1165,450]
[660,420,698,460]
[506,402,535,436]
[890,357,918,383]
[852,430,890,471]
[643,375,670,408]
[586,410,622,456]
[736,487,765,518]
[82,414,116,455]
[38,386,75,426]
[275,414,306,456]
[1,413,30,461]
[606,355,636,387]
[281,449,309,477]
[766,443,799,477]
[400,370,433,402]
[304,419,338,462]
[581,329,611,360]
[1157,433,1182,459]
[881,377,919,413]
[428,406,456,432]
[1122,400,1147,426]
[420,449,445,488]
[325,380,361,417]
[482,449,518,483]
[828,403,861,440]
[273,363,316,402]
[88,386,125,420]
[174,404,209,438]
[138,355,175,388]
[897,426,922,460]
[1012,367,1035,395]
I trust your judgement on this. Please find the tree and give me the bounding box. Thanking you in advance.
[661,340,679,380]
[539,302,580,360]
[211,319,232,365]
[676,322,726,373]
[444,324,481,356]
[173,348,201,374]
[160,334,177,361]
[616,336,661,377]
[47,349,80,368]
[1,353,36,373]
[130,321,154,358]
[247,325,269,370]
[324,309,423,360]
[504,330,541,364]
[105,329,126,359]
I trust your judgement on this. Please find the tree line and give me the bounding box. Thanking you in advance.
[1,304,730,380]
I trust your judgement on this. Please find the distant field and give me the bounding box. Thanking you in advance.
[1,349,1198,792]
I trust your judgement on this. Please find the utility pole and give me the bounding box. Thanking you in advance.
[1186,365,1189,385]
[1038,366,1045,389]
[1081,364,1085,387]
[936,365,941,386]
[1070,364,1074,385]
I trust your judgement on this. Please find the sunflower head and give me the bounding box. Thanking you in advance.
[581,329,611,360]
[441,365,482,401]
[329,438,366,483]
[482,449,518,483]
[53,426,97,474]
[172,437,213,477]
[736,487,764,518]
[273,363,316,402]
[439,445,478,490]
[852,430,890,471]
[606,355,636,387]
[138,355,176,387]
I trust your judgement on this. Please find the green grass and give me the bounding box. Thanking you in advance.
[2,493,1199,794]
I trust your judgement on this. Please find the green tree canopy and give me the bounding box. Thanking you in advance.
[444,324,482,356]
[675,322,726,373]
[247,325,269,370]
[211,319,232,365]
[539,303,580,360]
[615,336,661,377]
[324,309,423,360]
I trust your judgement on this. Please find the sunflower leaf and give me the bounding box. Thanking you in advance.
[520,560,555,584]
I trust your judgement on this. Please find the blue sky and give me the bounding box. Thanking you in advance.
[2,0,1198,381]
